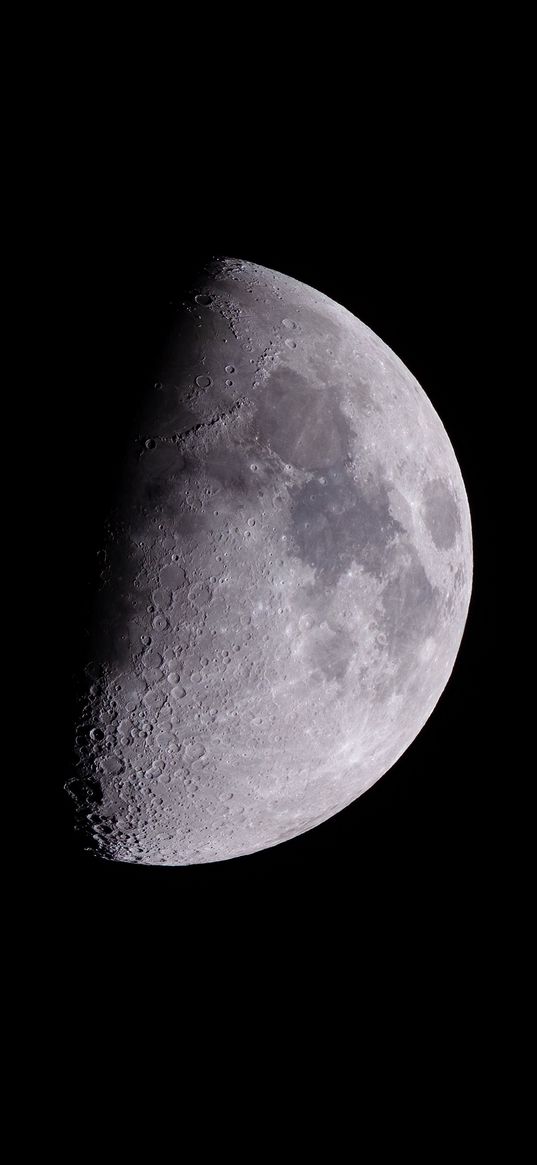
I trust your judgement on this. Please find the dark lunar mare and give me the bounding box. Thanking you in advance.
[68,257,472,866]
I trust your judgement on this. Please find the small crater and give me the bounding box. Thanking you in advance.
[152,587,172,610]
[160,562,186,588]
[152,614,169,632]
[170,685,187,700]
[185,743,206,761]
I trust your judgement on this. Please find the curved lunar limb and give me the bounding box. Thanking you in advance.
[69,258,472,865]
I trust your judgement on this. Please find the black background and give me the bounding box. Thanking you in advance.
[44,129,499,979]
[16,25,521,1135]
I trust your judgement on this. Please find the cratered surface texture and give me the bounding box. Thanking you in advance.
[69,258,473,865]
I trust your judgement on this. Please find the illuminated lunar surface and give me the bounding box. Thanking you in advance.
[69,258,472,865]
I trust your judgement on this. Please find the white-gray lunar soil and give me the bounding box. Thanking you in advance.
[69,258,472,865]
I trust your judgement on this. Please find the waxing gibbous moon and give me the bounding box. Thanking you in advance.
[69,257,473,865]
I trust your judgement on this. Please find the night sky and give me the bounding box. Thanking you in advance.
[44,136,498,979]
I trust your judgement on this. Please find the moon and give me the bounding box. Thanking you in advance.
[69,257,473,865]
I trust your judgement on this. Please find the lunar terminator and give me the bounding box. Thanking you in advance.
[69,258,472,865]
